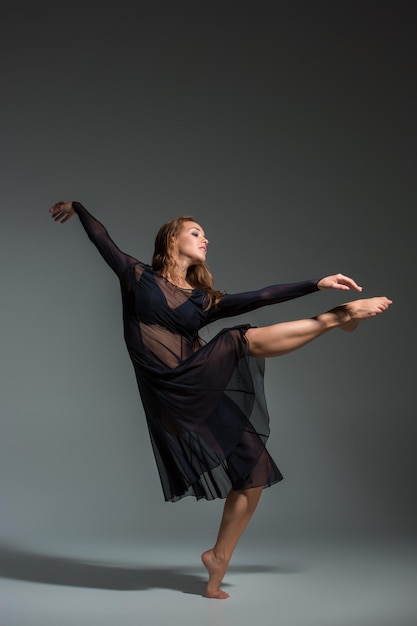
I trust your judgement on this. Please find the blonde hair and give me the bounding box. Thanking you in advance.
[151,215,224,310]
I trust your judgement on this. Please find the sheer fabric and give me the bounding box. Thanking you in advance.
[73,203,319,501]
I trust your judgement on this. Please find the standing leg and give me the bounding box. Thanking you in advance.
[202,486,263,599]
[201,297,392,599]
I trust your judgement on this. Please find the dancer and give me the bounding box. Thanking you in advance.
[49,200,391,599]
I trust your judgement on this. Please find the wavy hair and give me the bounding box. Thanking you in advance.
[151,215,224,311]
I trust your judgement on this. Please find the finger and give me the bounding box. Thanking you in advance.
[345,279,362,292]
[50,208,65,218]
[338,275,363,292]
[49,202,64,213]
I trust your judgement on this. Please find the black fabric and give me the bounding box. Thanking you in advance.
[72,203,319,501]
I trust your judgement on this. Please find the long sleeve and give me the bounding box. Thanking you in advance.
[206,280,320,323]
[72,202,139,277]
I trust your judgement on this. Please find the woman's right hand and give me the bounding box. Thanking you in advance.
[49,201,76,223]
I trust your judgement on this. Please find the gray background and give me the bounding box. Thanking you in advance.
[0,2,416,622]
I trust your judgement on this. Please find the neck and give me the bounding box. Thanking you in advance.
[164,260,192,288]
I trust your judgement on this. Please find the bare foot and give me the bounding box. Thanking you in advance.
[201,549,230,599]
[337,297,392,332]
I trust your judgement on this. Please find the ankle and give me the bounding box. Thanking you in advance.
[212,548,228,563]
[317,306,349,330]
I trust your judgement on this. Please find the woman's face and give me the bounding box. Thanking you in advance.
[173,221,208,266]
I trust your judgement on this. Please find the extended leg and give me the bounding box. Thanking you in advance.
[201,297,391,599]
[246,297,392,358]
[201,486,263,599]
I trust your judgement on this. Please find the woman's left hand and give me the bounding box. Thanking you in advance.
[317,273,363,292]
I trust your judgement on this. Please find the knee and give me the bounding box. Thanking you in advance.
[229,489,251,515]
[233,487,262,514]
[245,328,263,357]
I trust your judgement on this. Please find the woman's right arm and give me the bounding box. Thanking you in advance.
[49,201,138,277]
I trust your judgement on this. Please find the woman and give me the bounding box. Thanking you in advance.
[49,200,391,599]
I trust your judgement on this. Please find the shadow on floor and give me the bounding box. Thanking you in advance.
[0,545,301,596]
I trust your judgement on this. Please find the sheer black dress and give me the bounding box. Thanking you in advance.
[73,203,319,502]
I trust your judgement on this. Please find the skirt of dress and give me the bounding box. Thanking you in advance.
[134,325,283,501]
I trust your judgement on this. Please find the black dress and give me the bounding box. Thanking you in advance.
[73,203,319,502]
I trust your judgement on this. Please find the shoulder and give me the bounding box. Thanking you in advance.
[122,260,149,282]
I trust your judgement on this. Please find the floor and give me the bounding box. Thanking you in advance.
[1,536,416,626]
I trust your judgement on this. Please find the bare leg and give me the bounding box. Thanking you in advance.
[246,297,392,358]
[202,486,263,599]
[201,297,392,598]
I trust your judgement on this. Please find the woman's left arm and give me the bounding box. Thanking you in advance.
[206,273,362,322]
